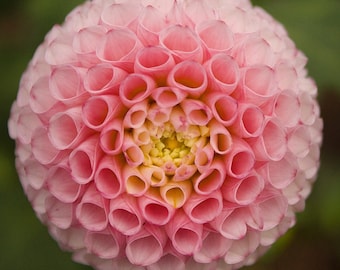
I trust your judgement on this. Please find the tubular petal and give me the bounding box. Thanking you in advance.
[99,118,124,155]
[76,184,109,232]
[122,134,145,167]
[194,144,214,173]
[147,103,172,125]
[288,126,311,158]
[204,53,240,94]
[46,196,73,230]
[184,190,223,224]
[140,165,167,187]
[181,99,212,126]
[166,210,203,255]
[160,180,192,208]
[126,225,167,266]
[209,120,232,155]
[266,158,297,189]
[123,166,150,196]
[124,100,149,129]
[101,2,142,27]
[152,86,187,108]
[273,90,300,128]
[167,60,208,98]
[95,156,124,199]
[109,194,143,236]
[73,25,107,54]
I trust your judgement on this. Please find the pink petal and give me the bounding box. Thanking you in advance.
[137,6,167,45]
[231,103,264,138]
[203,92,238,126]
[15,106,42,144]
[250,118,287,161]
[23,159,48,190]
[152,86,187,108]
[182,0,216,24]
[123,166,150,197]
[147,252,186,270]
[223,137,255,179]
[193,158,226,195]
[140,165,167,187]
[208,119,232,155]
[204,53,240,94]
[132,125,151,146]
[298,144,320,179]
[76,184,109,231]
[183,190,223,224]
[197,20,234,55]
[119,73,156,107]
[160,25,203,62]
[266,158,297,189]
[273,90,300,128]
[101,2,141,28]
[100,118,124,155]
[299,92,320,125]
[72,25,107,54]
[29,76,58,114]
[167,60,207,98]
[126,225,167,266]
[82,95,121,130]
[95,156,124,199]
[49,226,86,251]
[166,210,203,255]
[147,103,172,125]
[274,62,298,90]
[109,194,144,236]
[174,164,197,182]
[84,63,128,95]
[194,144,215,173]
[46,196,73,230]
[85,229,124,259]
[221,172,264,205]
[123,99,149,129]
[96,28,142,71]
[47,166,83,203]
[138,191,176,225]
[194,231,232,263]
[45,37,78,65]
[159,180,192,208]
[122,134,145,167]
[69,135,103,184]
[180,99,212,126]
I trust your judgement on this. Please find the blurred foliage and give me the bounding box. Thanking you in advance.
[0,0,339,270]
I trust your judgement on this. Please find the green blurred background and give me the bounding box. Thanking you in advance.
[0,0,339,269]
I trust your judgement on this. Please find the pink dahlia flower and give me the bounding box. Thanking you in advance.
[8,0,322,269]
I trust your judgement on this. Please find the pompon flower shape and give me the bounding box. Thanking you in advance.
[9,0,322,269]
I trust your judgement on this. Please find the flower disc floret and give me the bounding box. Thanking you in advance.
[8,0,322,269]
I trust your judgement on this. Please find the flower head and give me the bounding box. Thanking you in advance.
[8,0,322,269]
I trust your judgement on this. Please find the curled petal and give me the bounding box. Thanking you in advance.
[249,118,287,161]
[126,225,167,266]
[101,2,141,27]
[221,172,264,205]
[166,210,203,255]
[160,25,203,62]
[69,135,103,184]
[47,166,83,203]
[100,118,124,155]
[231,103,264,138]
[210,204,249,240]
[15,106,42,145]
[203,92,238,126]
[132,125,151,146]
[197,20,234,55]
[181,99,212,126]
[299,92,319,125]
[96,28,142,70]
[147,103,172,125]
[193,231,232,263]
[273,90,300,128]
[29,76,58,114]
[138,191,176,225]
[223,138,255,179]
[135,46,175,84]
[72,25,107,54]
[85,229,124,259]
[119,73,156,107]
[137,5,167,45]
[84,63,128,95]
[122,134,145,167]
[193,158,226,195]
[174,164,197,182]
[160,180,192,208]
[140,165,167,187]
[95,156,124,199]
[194,144,215,173]
[298,143,320,179]
[182,0,216,24]
[49,226,86,251]
[147,250,186,270]
[183,190,223,224]
[50,65,88,104]
[22,159,47,190]
[208,119,232,155]
[109,194,143,236]
[76,184,108,232]
[123,166,150,197]
[82,95,121,130]
[124,100,149,129]
[167,60,208,98]
[241,65,277,106]
[266,158,297,189]
[48,107,91,150]
[46,196,73,230]
[45,37,78,65]
[152,86,187,108]
[204,53,240,94]
[31,127,63,165]
[169,106,188,132]
[224,231,260,265]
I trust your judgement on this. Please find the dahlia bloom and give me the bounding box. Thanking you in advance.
[8,0,322,269]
